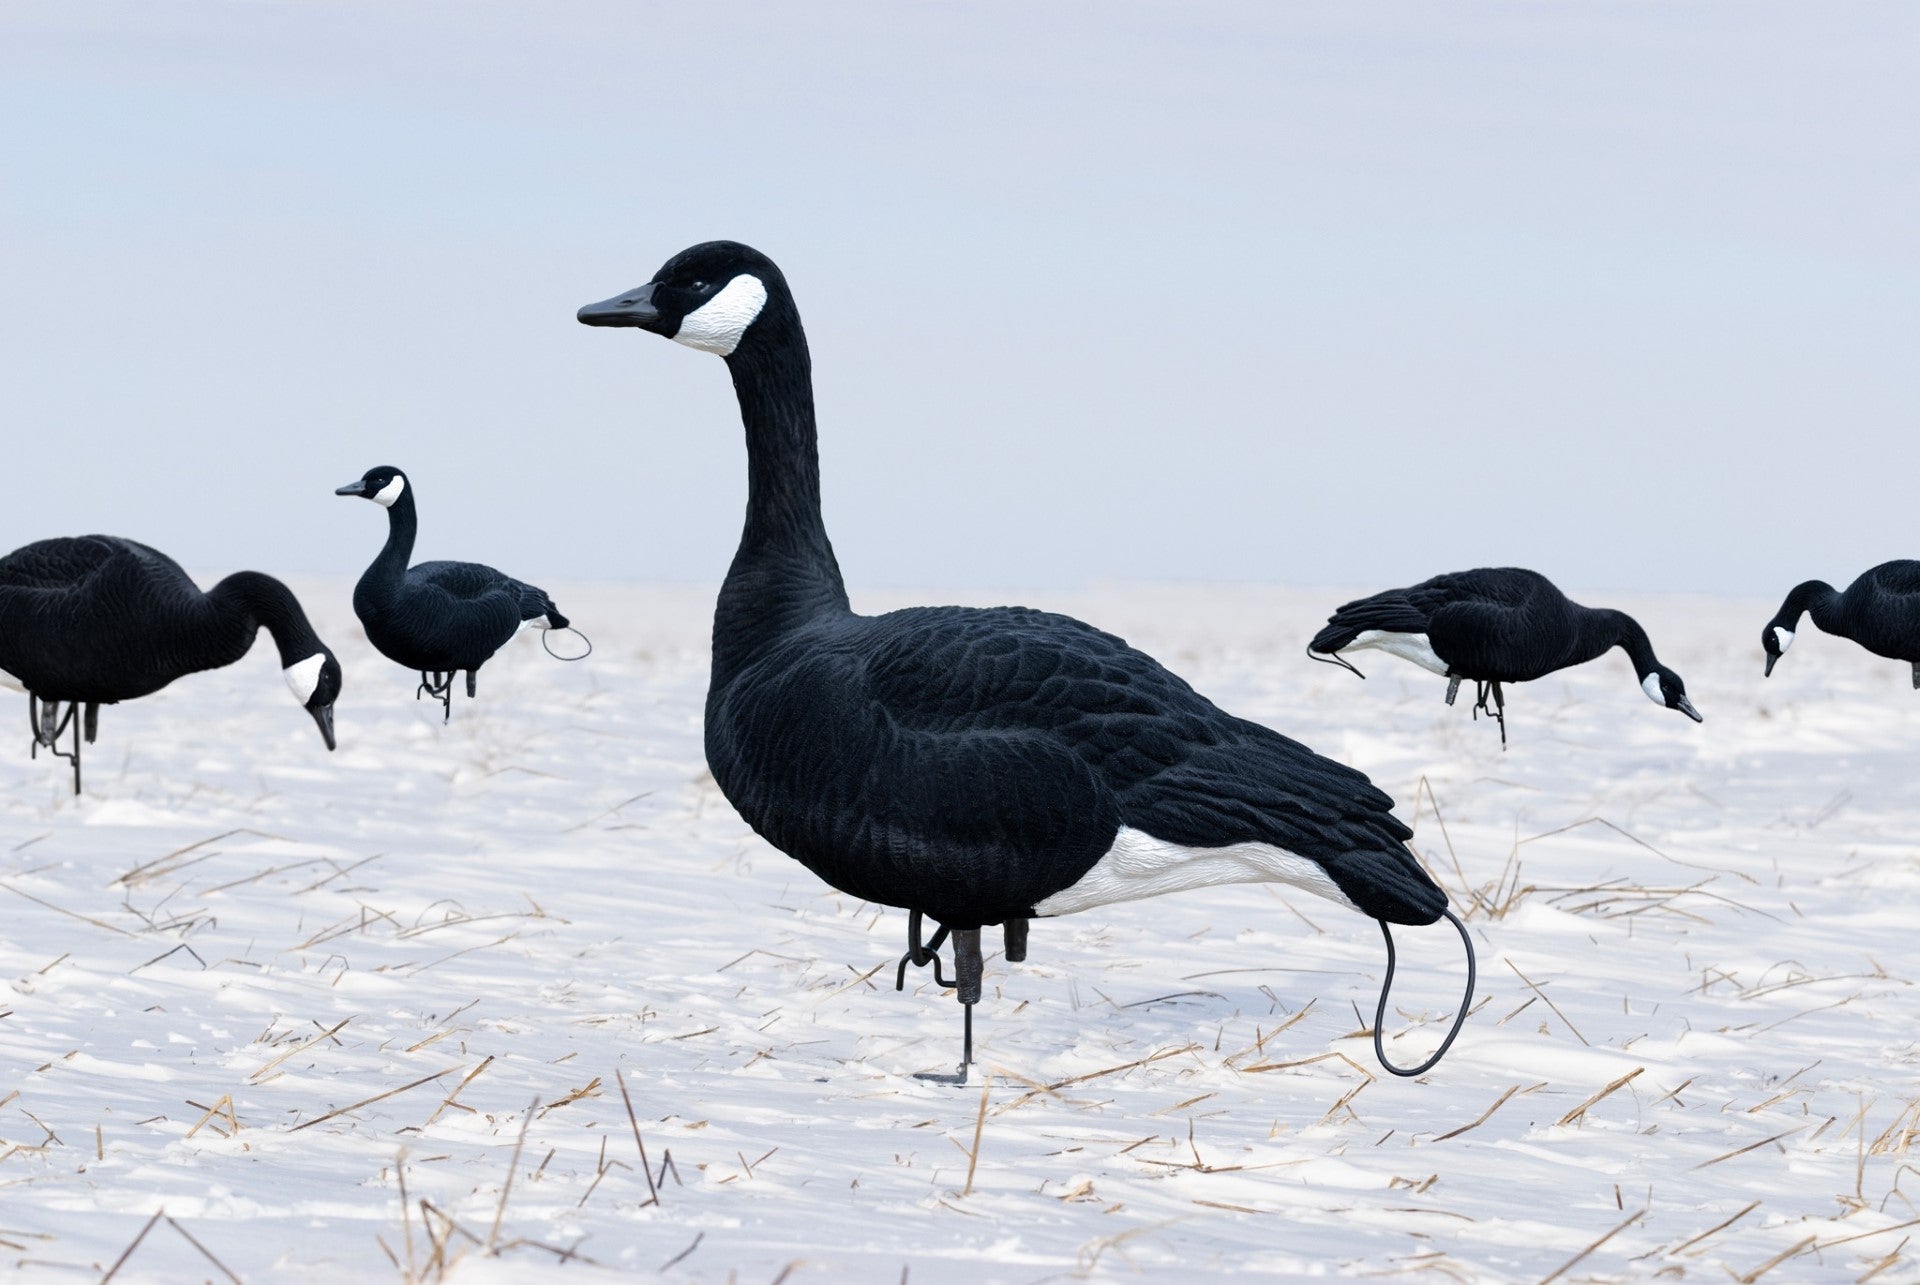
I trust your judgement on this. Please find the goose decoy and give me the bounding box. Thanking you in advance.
[1309,567,1702,744]
[1762,561,1920,686]
[578,241,1472,1083]
[334,466,585,719]
[0,535,340,793]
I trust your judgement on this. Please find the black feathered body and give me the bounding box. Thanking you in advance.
[709,601,1440,930]
[1774,562,1920,664]
[689,247,1443,933]
[0,535,324,701]
[350,486,567,676]
[1313,567,1655,683]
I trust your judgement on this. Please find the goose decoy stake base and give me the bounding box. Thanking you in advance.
[895,909,985,1084]
[28,695,93,795]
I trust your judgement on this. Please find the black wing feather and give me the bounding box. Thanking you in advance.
[708,605,1442,928]
[1310,592,1434,654]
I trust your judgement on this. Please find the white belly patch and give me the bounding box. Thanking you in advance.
[1033,826,1357,917]
[0,667,25,694]
[1343,630,1449,676]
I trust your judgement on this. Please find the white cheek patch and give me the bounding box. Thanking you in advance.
[672,275,768,356]
[284,653,325,704]
[1772,626,1795,653]
[1641,672,1665,704]
[372,475,406,508]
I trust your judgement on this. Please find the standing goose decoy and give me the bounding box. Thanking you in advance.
[1309,567,1702,745]
[1762,561,1920,686]
[0,535,340,794]
[334,467,587,719]
[578,241,1473,1084]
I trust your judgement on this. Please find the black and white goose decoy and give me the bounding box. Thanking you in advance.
[0,535,341,793]
[578,241,1473,1083]
[1309,567,1702,744]
[335,466,586,719]
[1762,561,1920,686]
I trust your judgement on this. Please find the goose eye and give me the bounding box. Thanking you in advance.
[692,280,707,291]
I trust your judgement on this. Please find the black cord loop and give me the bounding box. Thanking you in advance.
[1305,643,1366,680]
[1373,907,1476,1078]
[542,626,593,662]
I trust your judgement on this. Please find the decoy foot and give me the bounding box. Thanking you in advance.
[417,671,455,722]
[466,670,477,699]
[28,696,82,794]
[896,914,983,1085]
[1445,675,1461,706]
[1470,681,1509,747]
[894,908,952,990]
[1911,661,1919,690]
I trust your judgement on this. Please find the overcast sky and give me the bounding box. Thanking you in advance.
[2,2,1914,597]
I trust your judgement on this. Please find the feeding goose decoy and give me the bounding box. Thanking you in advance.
[578,241,1473,1083]
[1309,567,1702,744]
[335,466,588,719]
[1762,561,1920,686]
[0,535,340,793]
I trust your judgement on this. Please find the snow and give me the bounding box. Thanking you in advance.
[3,582,1919,1281]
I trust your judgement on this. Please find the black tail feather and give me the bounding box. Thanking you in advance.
[1323,845,1447,926]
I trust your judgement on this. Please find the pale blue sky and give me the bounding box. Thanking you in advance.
[2,2,1914,594]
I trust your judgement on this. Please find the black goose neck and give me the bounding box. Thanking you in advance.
[715,297,850,644]
[726,319,837,569]
[353,489,417,616]
[375,488,419,578]
[1583,607,1658,676]
[1777,579,1839,630]
[210,571,324,666]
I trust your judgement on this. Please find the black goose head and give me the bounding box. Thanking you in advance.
[1641,665,1703,723]
[1760,616,1795,677]
[284,648,343,751]
[576,241,787,358]
[335,465,410,510]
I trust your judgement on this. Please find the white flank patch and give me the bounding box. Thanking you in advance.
[673,275,768,356]
[1032,825,1357,917]
[1641,671,1665,703]
[1343,629,1450,676]
[284,653,325,703]
[1772,626,1795,653]
[372,475,406,508]
[514,614,551,633]
[0,666,25,694]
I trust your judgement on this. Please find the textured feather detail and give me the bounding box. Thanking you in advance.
[618,239,1448,938]
[1310,592,1432,655]
[0,535,320,702]
[1775,560,1920,665]
[1319,568,1645,684]
[350,483,571,678]
[707,604,1440,929]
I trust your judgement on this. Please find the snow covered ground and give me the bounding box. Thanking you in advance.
[3,581,1918,1282]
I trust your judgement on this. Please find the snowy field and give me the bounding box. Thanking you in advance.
[3,581,1918,1282]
